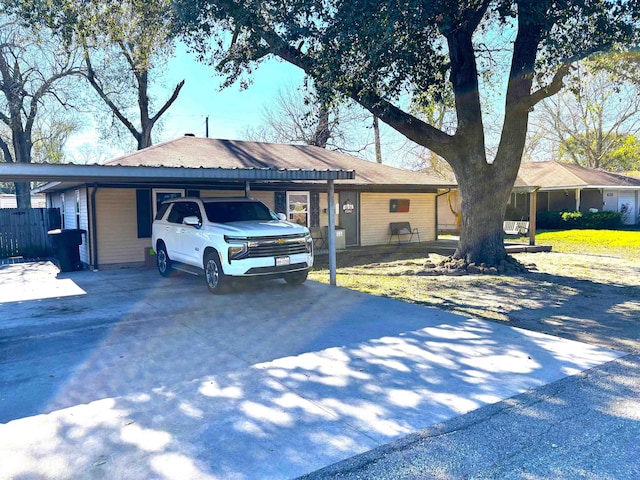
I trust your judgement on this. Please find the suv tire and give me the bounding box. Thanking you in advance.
[284,270,308,285]
[204,251,229,294]
[156,242,173,277]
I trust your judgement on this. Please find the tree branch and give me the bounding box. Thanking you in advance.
[253,23,456,159]
[0,135,13,163]
[150,79,185,124]
[528,63,572,108]
[83,45,141,142]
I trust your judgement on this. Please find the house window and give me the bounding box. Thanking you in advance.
[287,191,309,226]
[153,189,184,218]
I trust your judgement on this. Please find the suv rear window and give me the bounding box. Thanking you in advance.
[204,201,275,223]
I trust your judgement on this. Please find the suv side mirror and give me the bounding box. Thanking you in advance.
[183,216,201,228]
[276,213,287,221]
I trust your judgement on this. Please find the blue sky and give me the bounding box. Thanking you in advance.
[66,44,307,160]
[66,43,408,166]
[159,44,306,140]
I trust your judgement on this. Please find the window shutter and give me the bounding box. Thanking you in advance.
[310,192,320,227]
[136,189,152,238]
[275,191,286,214]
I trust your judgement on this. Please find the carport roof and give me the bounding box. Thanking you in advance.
[0,161,354,185]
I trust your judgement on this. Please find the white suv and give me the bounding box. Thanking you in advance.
[152,197,314,293]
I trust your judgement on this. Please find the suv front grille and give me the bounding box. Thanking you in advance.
[246,235,309,258]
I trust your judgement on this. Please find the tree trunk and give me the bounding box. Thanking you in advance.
[453,161,518,265]
[138,126,153,150]
[14,181,31,208]
[373,116,382,163]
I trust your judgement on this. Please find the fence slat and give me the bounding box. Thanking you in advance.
[0,208,61,259]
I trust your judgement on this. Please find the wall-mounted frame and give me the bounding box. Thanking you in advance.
[390,199,410,212]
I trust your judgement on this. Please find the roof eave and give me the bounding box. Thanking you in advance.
[0,163,356,184]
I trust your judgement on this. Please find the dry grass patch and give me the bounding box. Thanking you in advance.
[309,241,640,353]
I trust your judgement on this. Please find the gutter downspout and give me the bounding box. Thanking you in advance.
[435,189,451,241]
[91,184,99,271]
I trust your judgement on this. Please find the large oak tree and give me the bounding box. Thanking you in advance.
[173,0,639,265]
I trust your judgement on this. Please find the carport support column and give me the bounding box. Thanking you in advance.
[529,187,539,246]
[327,179,337,286]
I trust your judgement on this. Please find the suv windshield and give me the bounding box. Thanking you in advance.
[204,201,276,223]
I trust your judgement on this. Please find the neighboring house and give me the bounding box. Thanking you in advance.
[438,161,640,231]
[0,193,47,208]
[1,136,454,270]
[510,161,640,225]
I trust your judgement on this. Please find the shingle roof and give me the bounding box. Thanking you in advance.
[514,161,640,189]
[103,136,454,187]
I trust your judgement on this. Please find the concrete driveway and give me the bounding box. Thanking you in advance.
[0,262,624,479]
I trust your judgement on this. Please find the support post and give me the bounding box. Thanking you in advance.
[245,181,251,198]
[327,179,337,286]
[529,187,539,246]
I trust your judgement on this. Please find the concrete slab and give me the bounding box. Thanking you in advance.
[0,263,624,479]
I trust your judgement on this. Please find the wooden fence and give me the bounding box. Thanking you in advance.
[0,208,61,259]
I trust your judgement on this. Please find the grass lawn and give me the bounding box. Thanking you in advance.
[309,229,640,352]
[533,229,640,258]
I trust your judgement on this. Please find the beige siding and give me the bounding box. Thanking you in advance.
[360,193,436,246]
[199,189,244,198]
[95,189,149,266]
[197,189,274,210]
[318,192,340,227]
[251,191,275,210]
[438,190,460,232]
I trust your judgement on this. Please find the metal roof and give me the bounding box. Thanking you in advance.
[0,161,355,185]
[99,136,453,187]
[514,161,640,190]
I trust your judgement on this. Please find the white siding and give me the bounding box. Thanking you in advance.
[78,188,90,265]
[0,194,46,208]
[360,193,436,246]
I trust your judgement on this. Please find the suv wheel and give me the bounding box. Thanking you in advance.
[156,242,173,277]
[204,251,229,294]
[284,270,308,285]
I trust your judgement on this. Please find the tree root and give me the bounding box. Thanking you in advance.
[418,255,532,276]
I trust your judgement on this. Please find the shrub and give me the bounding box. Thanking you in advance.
[536,210,623,230]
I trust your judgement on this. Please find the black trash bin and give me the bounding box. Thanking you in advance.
[48,229,86,272]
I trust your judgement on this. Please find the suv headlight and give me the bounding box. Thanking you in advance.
[305,233,313,253]
[227,242,249,260]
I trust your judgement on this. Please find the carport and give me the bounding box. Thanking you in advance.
[0,161,354,285]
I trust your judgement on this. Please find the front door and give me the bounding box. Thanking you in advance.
[618,192,637,225]
[339,191,358,246]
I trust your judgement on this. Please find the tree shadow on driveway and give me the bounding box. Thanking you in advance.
[0,263,631,479]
